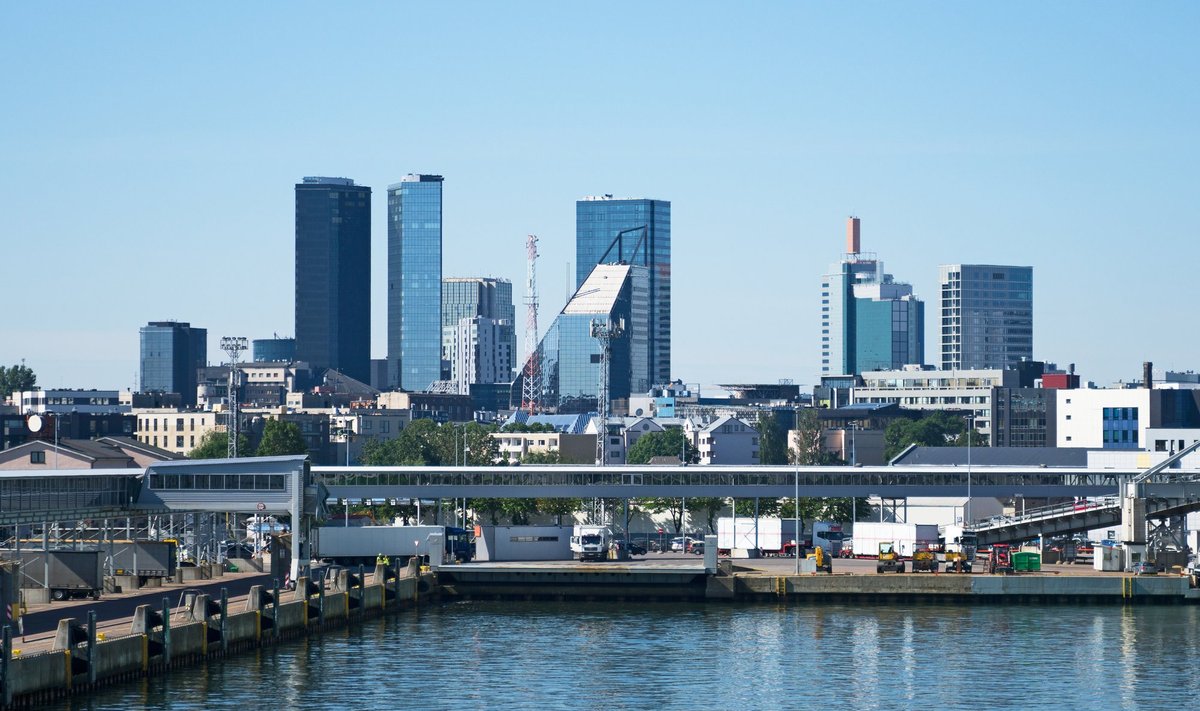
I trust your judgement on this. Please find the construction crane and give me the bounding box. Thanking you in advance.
[521,235,541,414]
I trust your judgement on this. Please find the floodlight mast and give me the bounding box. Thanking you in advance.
[220,337,247,458]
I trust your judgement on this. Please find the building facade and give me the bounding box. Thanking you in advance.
[253,338,296,363]
[576,196,670,385]
[442,277,516,392]
[1056,388,1200,450]
[524,263,651,414]
[140,321,207,407]
[135,410,221,455]
[294,177,371,383]
[939,264,1033,370]
[388,174,443,392]
[821,218,923,376]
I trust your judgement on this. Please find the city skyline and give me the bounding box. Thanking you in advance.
[4,4,1197,392]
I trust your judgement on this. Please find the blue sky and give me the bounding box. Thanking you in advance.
[3,3,1197,392]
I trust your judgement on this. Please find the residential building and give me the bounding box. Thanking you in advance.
[378,391,471,423]
[491,431,595,463]
[520,262,651,414]
[852,366,1023,442]
[939,264,1033,370]
[821,218,924,375]
[134,410,220,456]
[295,177,371,383]
[140,321,207,407]
[11,389,127,415]
[387,174,443,391]
[442,277,516,393]
[695,416,760,465]
[576,195,670,384]
[330,409,411,465]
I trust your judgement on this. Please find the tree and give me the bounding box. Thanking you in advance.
[756,412,788,465]
[789,409,841,465]
[522,450,562,464]
[641,498,686,533]
[255,420,308,457]
[626,429,697,465]
[536,497,582,524]
[884,411,985,461]
[733,497,781,518]
[690,497,727,532]
[501,499,539,525]
[188,431,252,459]
[0,362,36,400]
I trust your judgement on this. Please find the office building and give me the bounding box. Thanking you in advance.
[388,175,443,391]
[252,338,296,363]
[442,277,516,392]
[821,218,924,375]
[140,321,207,407]
[576,196,670,384]
[522,263,651,414]
[294,177,371,383]
[939,264,1033,370]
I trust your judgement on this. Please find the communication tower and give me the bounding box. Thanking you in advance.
[521,235,541,414]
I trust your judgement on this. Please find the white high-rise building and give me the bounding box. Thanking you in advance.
[939,264,1033,371]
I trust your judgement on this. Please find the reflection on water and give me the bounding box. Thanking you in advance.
[54,601,1200,711]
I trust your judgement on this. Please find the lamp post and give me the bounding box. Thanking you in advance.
[965,413,975,525]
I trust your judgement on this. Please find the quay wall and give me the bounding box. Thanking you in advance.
[0,568,427,708]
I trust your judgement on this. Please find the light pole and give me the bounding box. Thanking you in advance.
[965,413,975,525]
[794,457,800,574]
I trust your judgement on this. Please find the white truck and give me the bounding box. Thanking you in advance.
[717,518,800,556]
[570,525,612,561]
[316,525,472,566]
[811,522,848,556]
[851,522,939,558]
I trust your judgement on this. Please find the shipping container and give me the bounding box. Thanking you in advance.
[110,540,178,578]
[315,525,471,565]
[2,549,105,601]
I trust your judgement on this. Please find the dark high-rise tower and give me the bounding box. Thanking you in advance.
[294,177,371,383]
[139,320,207,406]
[575,196,670,385]
[939,264,1033,370]
[388,174,443,391]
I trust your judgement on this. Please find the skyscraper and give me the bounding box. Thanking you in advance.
[939,264,1033,370]
[821,218,924,375]
[140,321,207,407]
[576,196,670,385]
[522,263,651,414]
[387,175,443,391]
[294,177,371,383]
[442,277,516,392]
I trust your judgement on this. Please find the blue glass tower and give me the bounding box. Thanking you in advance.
[388,175,444,391]
[294,177,371,383]
[576,196,670,385]
[140,321,207,407]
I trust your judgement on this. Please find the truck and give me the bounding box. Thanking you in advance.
[851,522,940,559]
[811,522,848,556]
[717,518,799,556]
[570,525,612,561]
[3,549,105,601]
[315,525,472,566]
[110,540,178,579]
[938,524,977,573]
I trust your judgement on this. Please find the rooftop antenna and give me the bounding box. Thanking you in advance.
[220,336,247,457]
[520,236,541,414]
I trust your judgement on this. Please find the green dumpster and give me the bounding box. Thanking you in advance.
[1012,552,1041,572]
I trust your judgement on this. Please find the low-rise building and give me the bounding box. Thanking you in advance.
[134,410,220,455]
[696,416,760,465]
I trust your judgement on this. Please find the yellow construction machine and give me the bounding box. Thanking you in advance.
[876,542,904,574]
[912,545,938,573]
[806,545,833,573]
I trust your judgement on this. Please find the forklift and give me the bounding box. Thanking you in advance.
[988,543,1014,574]
[876,542,904,574]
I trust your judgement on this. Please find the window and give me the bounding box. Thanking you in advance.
[30,451,45,464]
[176,436,185,448]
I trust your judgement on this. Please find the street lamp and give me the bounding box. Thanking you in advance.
[965,413,975,525]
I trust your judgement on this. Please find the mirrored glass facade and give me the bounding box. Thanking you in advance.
[526,264,650,413]
[294,177,371,383]
[388,175,443,391]
[442,278,516,388]
[576,197,670,385]
[139,321,207,407]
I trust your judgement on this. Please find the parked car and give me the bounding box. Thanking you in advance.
[689,540,705,555]
[1132,561,1159,576]
[628,541,647,556]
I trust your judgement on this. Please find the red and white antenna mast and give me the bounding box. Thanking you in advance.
[521,234,541,414]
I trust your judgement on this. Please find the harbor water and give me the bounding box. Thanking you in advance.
[52,600,1200,710]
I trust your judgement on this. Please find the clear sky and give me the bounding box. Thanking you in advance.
[3,3,1197,393]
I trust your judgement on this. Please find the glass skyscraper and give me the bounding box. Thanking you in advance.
[294,177,371,383]
[140,321,207,407]
[821,219,924,375]
[939,264,1033,370]
[576,196,670,386]
[388,175,443,391]
[523,263,651,414]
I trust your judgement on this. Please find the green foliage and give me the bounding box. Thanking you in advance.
[883,411,986,461]
[733,497,781,518]
[0,362,36,399]
[626,429,697,465]
[756,412,789,465]
[640,498,685,533]
[789,408,842,465]
[359,418,500,466]
[690,497,726,533]
[536,497,583,524]
[501,499,539,525]
[188,431,252,459]
[521,449,562,464]
[779,497,867,523]
[255,419,309,457]
[501,422,558,433]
